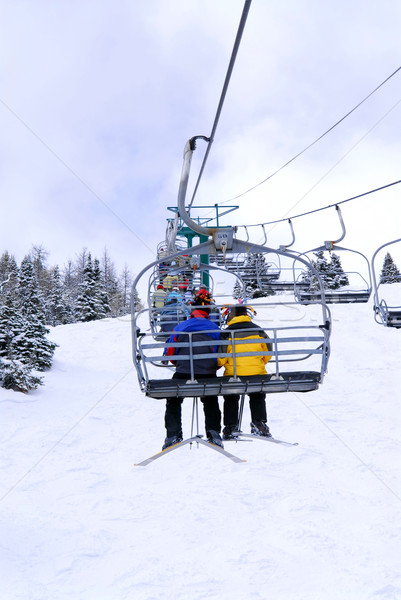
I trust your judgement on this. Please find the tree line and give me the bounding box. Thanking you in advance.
[0,246,142,393]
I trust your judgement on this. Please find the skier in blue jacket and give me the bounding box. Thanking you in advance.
[162,290,223,449]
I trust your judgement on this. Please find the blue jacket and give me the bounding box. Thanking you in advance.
[166,316,220,375]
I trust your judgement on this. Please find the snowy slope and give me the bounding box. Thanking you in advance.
[1,299,401,600]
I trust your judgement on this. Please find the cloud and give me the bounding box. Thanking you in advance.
[0,0,400,276]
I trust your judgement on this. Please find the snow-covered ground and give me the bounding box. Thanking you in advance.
[1,294,401,600]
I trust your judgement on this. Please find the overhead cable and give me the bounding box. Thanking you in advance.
[224,65,401,203]
[187,0,252,212]
[234,179,401,229]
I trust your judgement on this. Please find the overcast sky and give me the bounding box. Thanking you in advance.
[1,0,400,278]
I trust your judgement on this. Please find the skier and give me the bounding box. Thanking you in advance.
[151,284,167,309]
[218,304,273,440]
[166,286,182,303]
[162,289,223,449]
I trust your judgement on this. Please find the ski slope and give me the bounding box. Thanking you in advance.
[1,295,401,600]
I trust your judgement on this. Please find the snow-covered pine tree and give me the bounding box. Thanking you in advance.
[74,253,99,322]
[16,256,56,370]
[328,253,349,289]
[101,249,122,316]
[75,254,111,321]
[241,253,270,298]
[93,258,111,318]
[314,251,333,288]
[17,256,46,320]
[0,295,26,360]
[303,251,325,290]
[0,251,19,299]
[47,266,73,326]
[232,280,243,300]
[304,251,349,290]
[0,358,42,393]
[379,252,401,284]
[0,295,43,392]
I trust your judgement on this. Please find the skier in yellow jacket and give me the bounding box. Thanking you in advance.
[217,305,273,439]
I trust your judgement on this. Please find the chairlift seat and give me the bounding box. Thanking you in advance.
[268,281,310,291]
[387,311,401,327]
[145,371,321,399]
[299,290,371,304]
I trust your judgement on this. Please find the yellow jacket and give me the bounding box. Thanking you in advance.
[217,315,272,376]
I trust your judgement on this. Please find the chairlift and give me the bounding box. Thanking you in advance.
[231,220,309,294]
[371,237,401,328]
[133,253,331,398]
[148,263,219,341]
[294,206,372,304]
[131,136,332,404]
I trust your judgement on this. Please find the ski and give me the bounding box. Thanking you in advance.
[134,435,246,467]
[195,436,247,463]
[232,433,298,447]
[134,438,191,466]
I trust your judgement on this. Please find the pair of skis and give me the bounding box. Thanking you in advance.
[134,432,298,467]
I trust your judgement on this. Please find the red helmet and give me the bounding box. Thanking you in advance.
[194,288,213,305]
[157,284,164,290]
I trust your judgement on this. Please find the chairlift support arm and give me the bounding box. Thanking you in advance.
[177,137,235,253]
[324,205,346,250]
[279,219,296,252]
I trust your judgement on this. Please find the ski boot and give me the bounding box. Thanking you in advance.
[206,430,224,448]
[250,421,272,437]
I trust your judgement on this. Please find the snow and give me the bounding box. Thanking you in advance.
[1,297,401,600]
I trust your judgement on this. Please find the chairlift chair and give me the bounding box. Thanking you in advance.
[294,206,372,304]
[132,244,331,399]
[371,237,401,328]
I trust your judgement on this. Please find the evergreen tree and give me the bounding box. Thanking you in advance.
[15,256,56,370]
[304,251,349,290]
[93,258,111,318]
[0,358,42,393]
[240,253,270,298]
[328,253,349,289]
[0,251,19,299]
[0,295,26,361]
[17,256,46,319]
[0,296,43,392]
[101,248,121,316]
[314,251,332,288]
[18,317,56,370]
[47,266,72,326]
[379,252,401,284]
[75,254,98,322]
[232,280,243,300]
[75,254,111,321]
